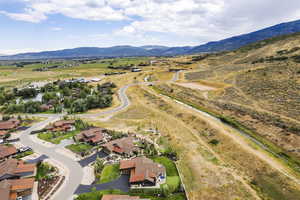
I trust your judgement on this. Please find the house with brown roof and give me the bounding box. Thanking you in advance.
[0,119,21,131]
[0,178,35,200]
[102,137,139,157]
[75,127,106,145]
[0,130,9,139]
[120,157,166,187]
[0,159,36,181]
[45,120,75,132]
[0,145,17,161]
[101,194,150,200]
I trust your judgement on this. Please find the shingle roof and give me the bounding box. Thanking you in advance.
[0,119,21,130]
[0,159,36,180]
[9,178,35,191]
[0,145,17,159]
[75,127,105,143]
[120,157,165,184]
[0,180,11,200]
[102,137,137,155]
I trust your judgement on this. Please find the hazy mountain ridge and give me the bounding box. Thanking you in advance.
[1,19,300,60]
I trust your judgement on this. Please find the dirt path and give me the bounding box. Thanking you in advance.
[157,91,300,186]
[141,85,261,200]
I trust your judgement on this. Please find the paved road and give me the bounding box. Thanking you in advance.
[75,175,130,194]
[19,116,84,200]
[18,73,179,200]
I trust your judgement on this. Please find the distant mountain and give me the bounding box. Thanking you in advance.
[189,19,300,53]
[1,19,300,60]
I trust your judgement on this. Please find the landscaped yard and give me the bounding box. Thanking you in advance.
[14,150,34,159]
[35,162,56,181]
[66,143,93,155]
[99,164,120,184]
[152,156,181,193]
[37,130,79,144]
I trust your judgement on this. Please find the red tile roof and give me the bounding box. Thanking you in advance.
[0,145,17,159]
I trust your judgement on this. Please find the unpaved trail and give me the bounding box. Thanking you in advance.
[158,92,300,186]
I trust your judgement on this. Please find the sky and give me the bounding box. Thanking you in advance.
[0,0,300,55]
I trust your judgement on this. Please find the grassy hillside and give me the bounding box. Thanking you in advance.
[179,32,300,161]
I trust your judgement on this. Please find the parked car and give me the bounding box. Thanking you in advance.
[18,146,32,152]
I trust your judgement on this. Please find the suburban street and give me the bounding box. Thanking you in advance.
[17,72,179,200]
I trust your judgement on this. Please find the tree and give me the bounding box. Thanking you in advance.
[70,99,87,113]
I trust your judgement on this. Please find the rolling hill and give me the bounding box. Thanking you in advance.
[1,19,300,60]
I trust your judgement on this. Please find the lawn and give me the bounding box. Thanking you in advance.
[152,156,181,193]
[35,162,55,181]
[152,157,179,176]
[65,143,93,155]
[37,130,79,144]
[99,164,120,184]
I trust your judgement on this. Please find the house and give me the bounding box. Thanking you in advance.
[0,131,8,139]
[120,157,166,187]
[0,119,21,131]
[131,67,142,72]
[75,127,106,145]
[0,159,36,181]
[102,137,138,157]
[101,194,150,200]
[0,145,17,160]
[45,120,75,132]
[0,178,35,200]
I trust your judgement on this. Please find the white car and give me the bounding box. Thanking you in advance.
[16,197,23,200]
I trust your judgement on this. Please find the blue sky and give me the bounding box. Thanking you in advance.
[1,0,300,55]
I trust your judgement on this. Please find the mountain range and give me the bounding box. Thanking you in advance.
[1,19,300,60]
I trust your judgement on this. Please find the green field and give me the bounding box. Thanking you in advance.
[0,57,150,86]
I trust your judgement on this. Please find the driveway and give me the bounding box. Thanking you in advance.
[79,150,108,167]
[25,154,49,164]
[75,175,130,194]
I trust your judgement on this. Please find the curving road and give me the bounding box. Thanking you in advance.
[19,72,179,200]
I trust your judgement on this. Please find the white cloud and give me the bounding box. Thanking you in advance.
[0,8,47,23]
[1,0,300,45]
[51,27,62,31]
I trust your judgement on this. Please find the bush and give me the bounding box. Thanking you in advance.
[209,139,220,145]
